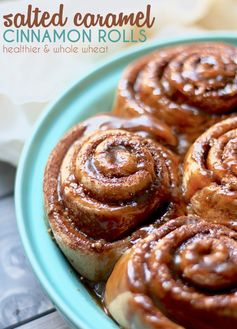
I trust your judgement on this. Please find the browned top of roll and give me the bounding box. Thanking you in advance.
[106,216,237,329]
[117,42,237,113]
[182,116,237,226]
[44,113,180,244]
[113,42,237,155]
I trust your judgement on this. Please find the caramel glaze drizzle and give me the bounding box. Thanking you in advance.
[113,42,237,155]
[45,113,183,248]
[44,42,237,328]
[61,117,181,238]
[104,216,237,329]
[127,217,237,329]
[183,116,237,228]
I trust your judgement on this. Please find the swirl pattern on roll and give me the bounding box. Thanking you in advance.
[105,216,237,329]
[44,114,179,280]
[183,116,237,226]
[113,43,237,154]
[60,128,179,241]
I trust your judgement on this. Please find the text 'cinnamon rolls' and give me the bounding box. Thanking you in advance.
[105,216,237,329]
[44,114,180,280]
[113,42,237,154]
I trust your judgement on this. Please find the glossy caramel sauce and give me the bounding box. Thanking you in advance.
[114,42,237,156]
[44,43,237,329]
[52,113,182,242]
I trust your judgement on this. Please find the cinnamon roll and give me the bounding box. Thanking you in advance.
[105,216,237,329]
[113,42,237,154]
[44,114,180,281]
[183,116,237,227]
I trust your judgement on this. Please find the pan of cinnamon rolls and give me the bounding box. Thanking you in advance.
[43,41,237,329]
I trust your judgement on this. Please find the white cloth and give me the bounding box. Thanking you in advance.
[0,0,237,165]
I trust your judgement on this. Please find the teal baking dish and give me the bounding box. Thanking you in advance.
[15,33,237,329]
